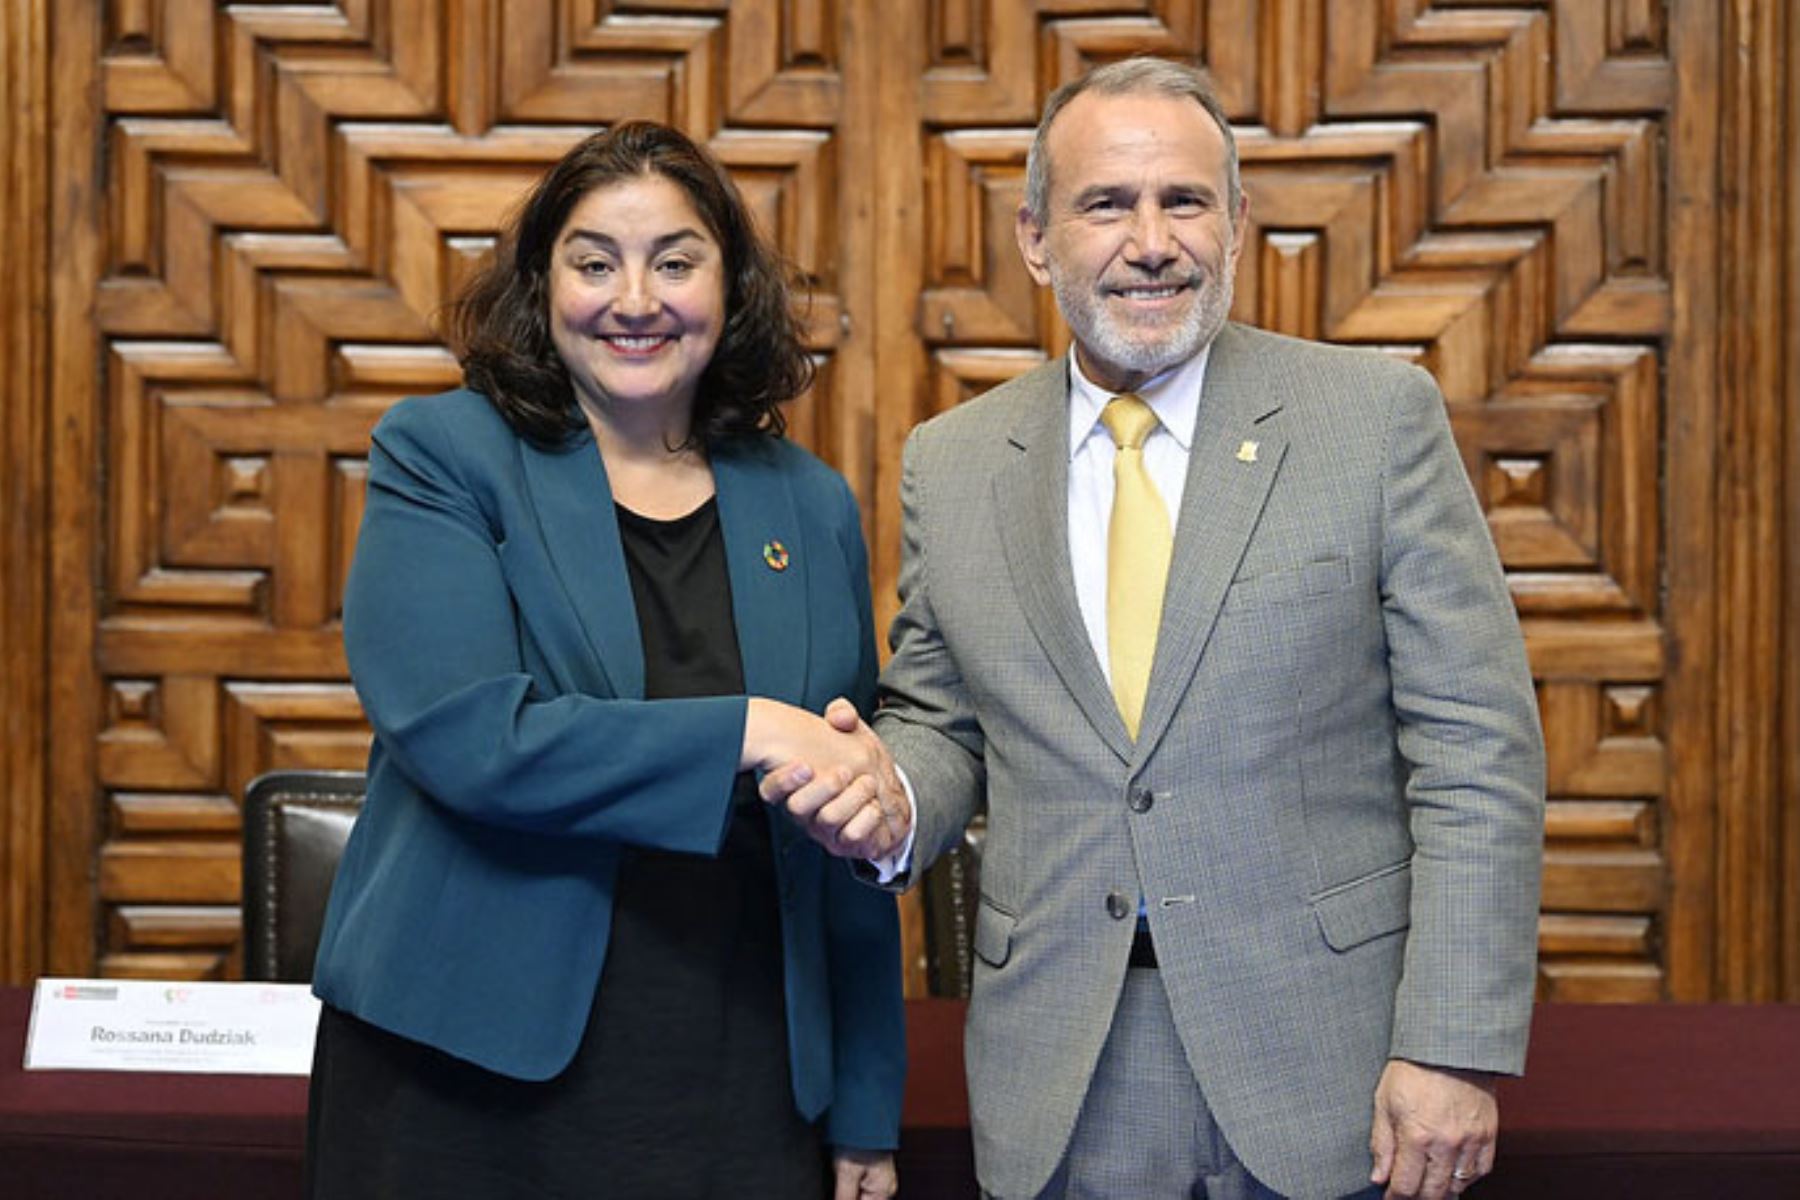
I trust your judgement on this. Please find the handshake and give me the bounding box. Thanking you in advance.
[743,697,912,862]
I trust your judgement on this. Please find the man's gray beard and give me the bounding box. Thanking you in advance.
[1051,268,1234,381]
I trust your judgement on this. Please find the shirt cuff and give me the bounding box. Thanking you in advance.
[867,764,918,884]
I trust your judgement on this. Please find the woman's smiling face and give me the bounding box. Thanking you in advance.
[547,171,727,429]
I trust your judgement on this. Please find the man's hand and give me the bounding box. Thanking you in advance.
[832,1148,898,1200]
[750,697,911,859]
[1370,1059,1498,1198]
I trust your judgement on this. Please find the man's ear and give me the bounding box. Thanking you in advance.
[1015,204,1052,286]
[1225,190,1250,271]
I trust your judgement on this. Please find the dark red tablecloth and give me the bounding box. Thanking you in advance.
[4,987,1799,1198]
[1486,1003,1800,1197]
[0,985,308,1197]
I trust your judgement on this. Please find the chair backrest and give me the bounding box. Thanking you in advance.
[919,816,987,997]
[238,766,988,993]
[241,769,367,982]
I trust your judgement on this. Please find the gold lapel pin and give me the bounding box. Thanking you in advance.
[762,540,790,572]
[1236,440,1259,464]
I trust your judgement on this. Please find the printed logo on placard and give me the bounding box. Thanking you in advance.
[59,985,119,1001]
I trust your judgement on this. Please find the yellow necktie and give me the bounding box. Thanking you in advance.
[1101,394,1173,739]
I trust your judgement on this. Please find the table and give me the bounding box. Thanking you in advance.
[0,986,306,1197]
[5,988,1799,1198]
[1481,1003,1800,1197]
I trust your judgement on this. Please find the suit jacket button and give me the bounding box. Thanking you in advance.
[1128,787,1154,813]
[1105,891,1132,920]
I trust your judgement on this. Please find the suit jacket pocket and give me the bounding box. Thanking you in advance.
[1311,860,1411,952]
[972,897,1016,968]
[1222,555,1351,613]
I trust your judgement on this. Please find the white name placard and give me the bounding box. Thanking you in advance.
[24,978,320,1075]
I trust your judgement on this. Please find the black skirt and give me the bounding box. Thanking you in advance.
[305,498,828,1198]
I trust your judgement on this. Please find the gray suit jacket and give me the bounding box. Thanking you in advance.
[873,323,1546,1200]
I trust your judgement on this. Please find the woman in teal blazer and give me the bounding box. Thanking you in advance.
[308,123,904,1199]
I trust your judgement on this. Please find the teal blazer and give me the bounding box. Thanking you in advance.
[312,389,905,1150]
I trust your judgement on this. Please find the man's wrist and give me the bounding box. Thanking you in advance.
[866,764,918,881]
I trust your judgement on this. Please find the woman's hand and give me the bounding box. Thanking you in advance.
[744,698,910,858]
[832,1147,898,1200]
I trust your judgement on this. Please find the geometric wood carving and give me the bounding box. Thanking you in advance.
[81,0,866,982]
[898,0,1678,1003]
[40,0,1762,1005]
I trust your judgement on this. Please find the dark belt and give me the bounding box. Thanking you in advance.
[1129,921,1158,969]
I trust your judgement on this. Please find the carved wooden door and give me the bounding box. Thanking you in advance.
[869,1,1685,1002]
[28,1,1789,1002]
[51,0,880,980]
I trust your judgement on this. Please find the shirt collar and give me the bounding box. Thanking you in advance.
[1066,341,1212,461]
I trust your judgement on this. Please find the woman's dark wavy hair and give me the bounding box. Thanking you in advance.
[446,121,814,448]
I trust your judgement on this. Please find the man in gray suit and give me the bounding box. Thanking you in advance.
[766,57,1545,1200]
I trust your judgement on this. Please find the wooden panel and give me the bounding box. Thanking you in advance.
[920,130,1044,349]
[1785,0,1800,1007]
[871,0,1708,1004]
[46,0,107,979]
[13,1,1798,1005]
[28,0,888,984]
[105,905,243,982]
[0,0,52,980]
[100,842,238,905]
[1704,0,1795,1003]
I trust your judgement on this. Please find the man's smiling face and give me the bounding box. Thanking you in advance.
[1017,89,1246,393]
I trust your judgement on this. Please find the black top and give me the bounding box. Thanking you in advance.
[616,498,750,704]
[582,497,823,1194]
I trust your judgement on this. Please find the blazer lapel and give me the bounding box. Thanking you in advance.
[713,442,809,706]
[1134,324,1288,759]
[994,363,1134,766]
[713,443,810,866]
[518,430,644,700]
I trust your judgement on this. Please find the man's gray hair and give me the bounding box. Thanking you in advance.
[1023,57,1241,222]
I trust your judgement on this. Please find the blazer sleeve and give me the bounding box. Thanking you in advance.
[821,477,907,1149]
[870,424,989,884]
[343,398,741,852]
[1378,368,1547,1075]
